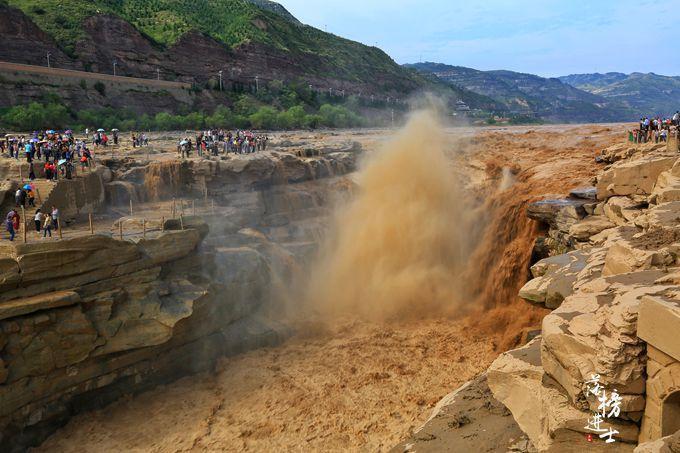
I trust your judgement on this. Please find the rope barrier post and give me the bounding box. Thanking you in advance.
[172,198,176,218]
[119,221,123,240]
[129,199,133,217]
[89,213,94,235]
[192,199,196,216]
[142,219,146,239]
[21,206,26,243]
[57,218,62,239]
[161,216,165,232]
[179,215,184,230]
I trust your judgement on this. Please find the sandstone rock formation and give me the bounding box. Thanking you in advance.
[0,149,355,451]
[477,141,680,451]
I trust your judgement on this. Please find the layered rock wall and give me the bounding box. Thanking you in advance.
[488,141,680,451]
[0,149,356,451]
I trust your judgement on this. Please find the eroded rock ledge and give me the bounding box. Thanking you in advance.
[0,224,288,452]
[0,149,357,451]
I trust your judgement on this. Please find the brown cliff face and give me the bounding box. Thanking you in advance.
[0,4,419,114]
[0,148,357,452]
[0,5,80,70]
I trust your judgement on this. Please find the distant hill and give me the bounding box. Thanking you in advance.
[247,0,302,25]
[559,72,680,116]
[0,0,420,95]
[407,62,636,123]
[558,73,628,90]
[0,0,504,117]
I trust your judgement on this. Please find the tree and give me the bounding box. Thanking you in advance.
[154,112,178,130]
[249,106,277,129]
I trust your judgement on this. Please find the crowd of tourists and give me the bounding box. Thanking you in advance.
[1,129,100,181]
[177,129,269,158]
[629,112,680,144]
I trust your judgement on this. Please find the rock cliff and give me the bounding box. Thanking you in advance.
[409,139,680,451]
[0,147,357,451]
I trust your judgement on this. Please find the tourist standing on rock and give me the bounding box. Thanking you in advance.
[15,188,26,208]
[51,206,59,232]
[6,209,17,241]
[27,188,35,207]
[34,209,42,234]
[42,212,52,238]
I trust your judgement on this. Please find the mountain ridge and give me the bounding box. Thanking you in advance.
[559,72,680,115]
[406,62,636,122]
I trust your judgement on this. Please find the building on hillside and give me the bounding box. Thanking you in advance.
[455,99,471,112]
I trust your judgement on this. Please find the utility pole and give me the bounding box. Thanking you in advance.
[113,60,117,76]
[46,51,51,68]
[156,68,160,80]
[218,70,223,91]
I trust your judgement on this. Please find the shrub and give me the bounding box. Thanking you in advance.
[1,102,70,130]
[154,112,179,130]
[318,104,362,128]
[93,81,106,96]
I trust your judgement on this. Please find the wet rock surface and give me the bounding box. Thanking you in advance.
[392,374,532,453]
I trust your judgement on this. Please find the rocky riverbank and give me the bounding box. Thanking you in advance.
[0,141,359,451]
[401,138,680,452]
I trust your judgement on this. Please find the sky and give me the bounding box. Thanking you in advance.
[279,0,680,77]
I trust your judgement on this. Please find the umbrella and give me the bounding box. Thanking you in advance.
[57,159,67,166]
[97,128,105,132]
[30,138,39,143]
[65,129,73,134]
[23,184,32,190]
[111,128,119,132]
[46,130,55,134]
[180,139,188,145]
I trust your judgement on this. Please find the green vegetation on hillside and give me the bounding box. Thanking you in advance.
[0,96,367,132]
[7,0,415,87]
